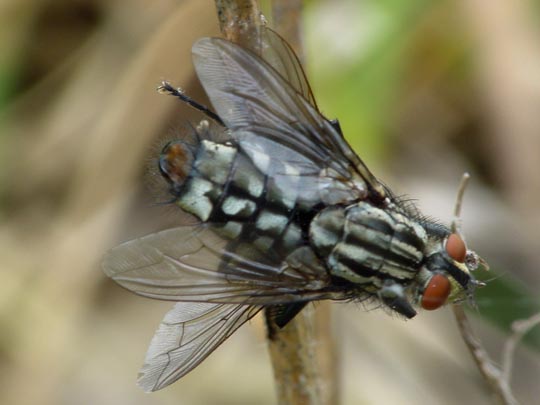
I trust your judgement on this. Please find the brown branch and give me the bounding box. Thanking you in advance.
[271,0,304,60]
[450,172,470,234]
[214,0,263,52]
[267,2,336,404]
[502,313,540,384]
[266,304,331,405]
[452,305,518,405]
[450,174,518,404]
[213,1,336,404]
[268,2,335,404]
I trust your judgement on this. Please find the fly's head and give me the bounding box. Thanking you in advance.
[414,227,486,312]
[377,220,486,319]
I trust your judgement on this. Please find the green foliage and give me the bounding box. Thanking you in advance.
[305,0,435,164]
[476,269,540,349]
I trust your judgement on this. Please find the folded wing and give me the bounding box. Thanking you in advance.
[192,35,388,205]
[102,225,333,304]
[138,302,261,391]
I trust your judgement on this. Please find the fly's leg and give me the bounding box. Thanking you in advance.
[157,81,225,126]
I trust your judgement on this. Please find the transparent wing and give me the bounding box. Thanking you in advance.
[192,36,387,205]
[258,27,317,108]
[102,225,333,304]
[138,302,261,392]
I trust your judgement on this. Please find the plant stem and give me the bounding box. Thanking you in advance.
[212,1,337,403]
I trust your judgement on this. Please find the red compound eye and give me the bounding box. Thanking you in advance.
[421,274,451,310]
[159,141,194,186]
[446,233,467,263]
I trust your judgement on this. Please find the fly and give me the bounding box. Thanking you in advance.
[102,26,486,392]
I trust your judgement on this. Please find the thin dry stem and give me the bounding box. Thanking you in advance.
[215,0,263,52]
[451,173,518,405]
[266,305,328,405]
[452,305,518,405]
[502,312,540,383]
[213,1,335,404]
[271,0,304,60]
[268,2,336,404]
[451,172,470,234]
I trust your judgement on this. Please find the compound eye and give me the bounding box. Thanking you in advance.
[446,233,467,263]
[421,274,451,310]
[159,141,193,186]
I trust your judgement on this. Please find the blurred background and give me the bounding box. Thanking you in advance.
[1,0,539,404]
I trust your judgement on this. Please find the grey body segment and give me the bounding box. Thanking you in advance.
[176,139,308,254]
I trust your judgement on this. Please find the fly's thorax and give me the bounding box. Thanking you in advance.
[310,201,427,289]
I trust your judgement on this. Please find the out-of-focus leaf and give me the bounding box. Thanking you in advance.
[475,269,540,349]
[306,0,435,165]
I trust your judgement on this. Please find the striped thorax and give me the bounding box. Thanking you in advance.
[310,202,471,317]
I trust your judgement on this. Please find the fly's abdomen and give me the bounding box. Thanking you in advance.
[159,136,306,253]
[310,201,427,290]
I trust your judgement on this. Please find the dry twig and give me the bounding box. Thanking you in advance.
[451,173,518,405]
[502,313,540,385]
[215,0,263,52]
[212,1,335,404]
